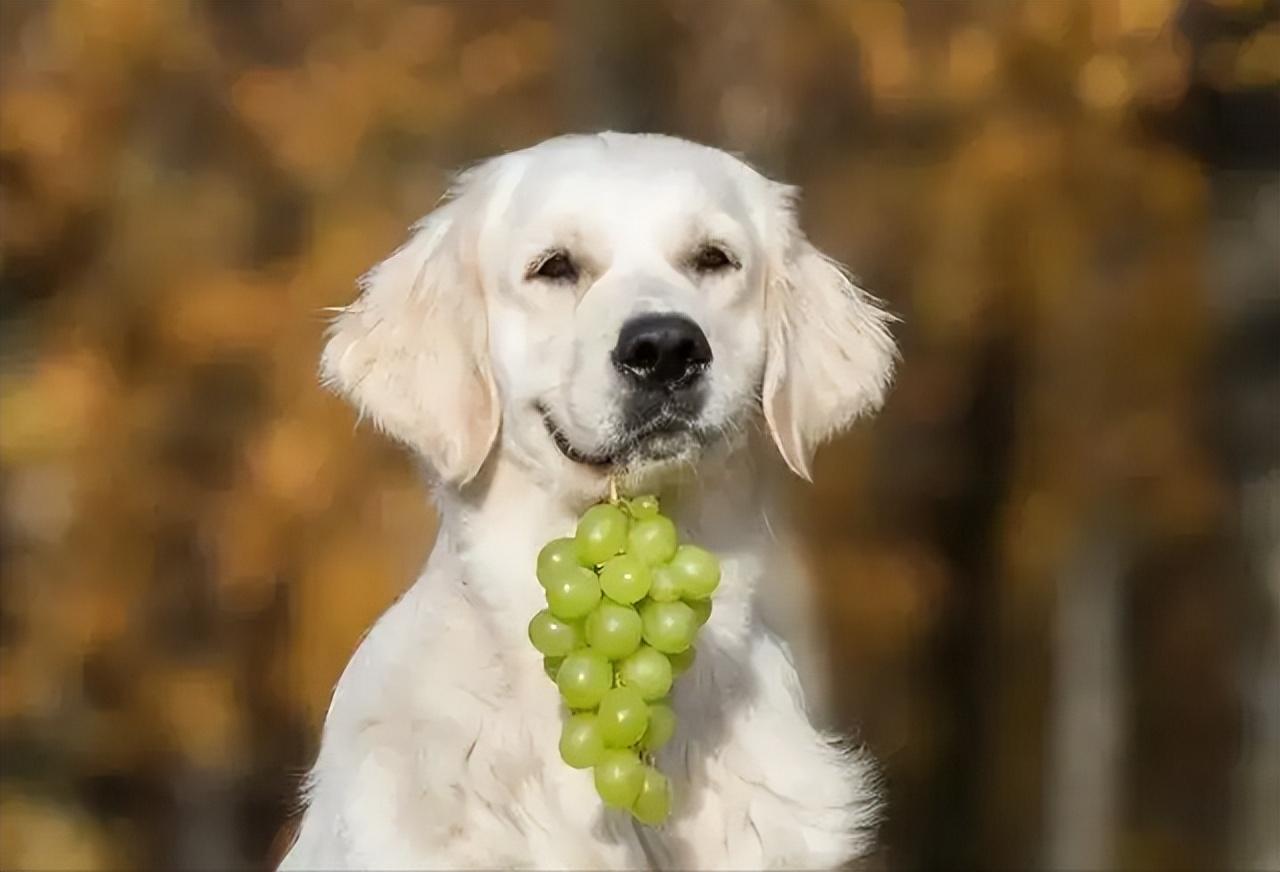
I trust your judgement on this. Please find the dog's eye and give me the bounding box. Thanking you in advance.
[690,244,738,274]
[529,250,578,283]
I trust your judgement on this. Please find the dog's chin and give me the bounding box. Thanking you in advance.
[614,430,704,470]
[539,407,709,476]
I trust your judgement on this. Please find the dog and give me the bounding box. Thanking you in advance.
[280,132,895,870]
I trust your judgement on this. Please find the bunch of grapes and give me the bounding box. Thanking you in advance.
[528,493,720,825]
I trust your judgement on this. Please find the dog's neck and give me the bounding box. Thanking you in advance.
[433,436,789,647]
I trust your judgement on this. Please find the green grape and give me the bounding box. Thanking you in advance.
[575,504,629,566]
[628,495,660,519]
[628,515,679,566]
[647,564,682,603]
[559,712,606,769]
[599,554,652,604]
[596,685,649,748]
[631,766,672,825]
[556,649,612,709]
[669,544,720,600]
[537,537,584,587]
[527,609,584,657]
[668,645,696,676]
[545,566,601,620]
[617,645,673,701]
[640,600,698,654]
[529,492,721,815]
[585,601,643,660]
[687,597,712,627]
[639,701,676,751]
[593,749,644,808]
[543,656,564,682]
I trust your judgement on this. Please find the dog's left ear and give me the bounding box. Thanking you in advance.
[320,183,501,486]
[762,189,897,480]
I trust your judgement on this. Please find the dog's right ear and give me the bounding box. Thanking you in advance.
[761,184,896,481]
[320,190,500,486]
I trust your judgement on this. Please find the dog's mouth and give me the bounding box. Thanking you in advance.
[539,405,706,469]
[541,410,614,467]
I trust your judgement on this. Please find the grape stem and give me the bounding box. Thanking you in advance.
[608,477,620,506]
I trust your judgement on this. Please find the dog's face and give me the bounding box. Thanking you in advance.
[322,134,894,493]
[484,140,775,482]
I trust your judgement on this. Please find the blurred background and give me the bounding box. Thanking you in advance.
[2,1,1277,869]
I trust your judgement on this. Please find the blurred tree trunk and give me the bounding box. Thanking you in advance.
[1209,174,1280,872]
[1175,3,1280,865]
[1045,519,1127,870]
[556,0,679,132]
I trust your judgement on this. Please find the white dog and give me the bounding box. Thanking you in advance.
[281,132,895,870]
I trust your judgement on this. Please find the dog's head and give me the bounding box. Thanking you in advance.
[322,133,895,492]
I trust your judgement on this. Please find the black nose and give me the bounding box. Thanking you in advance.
[612,314,713,389]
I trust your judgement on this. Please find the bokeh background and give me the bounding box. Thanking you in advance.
[2,1,1278,869]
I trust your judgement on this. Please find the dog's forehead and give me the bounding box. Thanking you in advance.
[505,136,757,220]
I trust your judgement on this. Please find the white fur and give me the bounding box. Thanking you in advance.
[283,133,894,870]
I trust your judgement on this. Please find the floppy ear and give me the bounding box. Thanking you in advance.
[762,194,896,481]
[320,198,500,486]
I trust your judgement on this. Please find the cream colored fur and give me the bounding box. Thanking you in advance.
[282,133,894,870]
